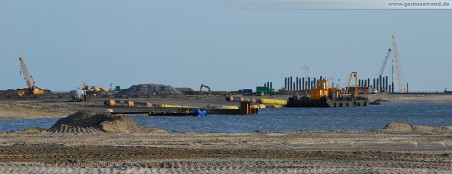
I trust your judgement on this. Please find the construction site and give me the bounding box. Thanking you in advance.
[1,34,451,173]
[1,35,448,115]
[2,0,452,172]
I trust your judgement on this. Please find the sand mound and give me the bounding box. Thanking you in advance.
[382,123,452,134]
[383,123,413,132]
[116,84,181,97]
[435,126,452,133]
[412,125,434,132]
[48,111,165,133]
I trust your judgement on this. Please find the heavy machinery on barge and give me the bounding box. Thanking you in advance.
[287,72,368,108]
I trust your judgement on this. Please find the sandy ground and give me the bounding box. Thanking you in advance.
[0,130,451,173]
[1,94,451,173]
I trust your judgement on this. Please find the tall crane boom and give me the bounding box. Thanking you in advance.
[379,48,392,77]
[346,72,359,96]
[19,57,35,89]
[18,57,44,95]
[392,35,404,93]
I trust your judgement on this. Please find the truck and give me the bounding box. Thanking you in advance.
[242,89,253,95]
[255,86,275,96]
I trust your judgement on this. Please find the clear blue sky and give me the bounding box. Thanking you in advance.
[1,0,451,92]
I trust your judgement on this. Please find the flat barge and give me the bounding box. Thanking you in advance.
[286,72,368,108]
[287,96,368,108]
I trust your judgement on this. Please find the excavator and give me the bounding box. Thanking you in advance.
[200,84,211,92]
[82,82,106,94]
[17,57,45,96]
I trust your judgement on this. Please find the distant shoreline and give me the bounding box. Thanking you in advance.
[0,93,451,120]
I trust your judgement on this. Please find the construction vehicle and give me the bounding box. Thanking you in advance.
[287,72,368,107]
[255,86,275,96]
[345,72,359,96]
[200,84,211,92]
[69,89,85,102]
[17,57,45,96]
[82,82,106,94]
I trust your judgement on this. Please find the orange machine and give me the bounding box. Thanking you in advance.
[310,79,341,100]
[17,57,45,96]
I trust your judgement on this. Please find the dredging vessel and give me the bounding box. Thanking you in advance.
[287,72,369,108]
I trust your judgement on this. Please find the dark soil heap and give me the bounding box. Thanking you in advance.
[48,111,164,133]
[116,84,182,97]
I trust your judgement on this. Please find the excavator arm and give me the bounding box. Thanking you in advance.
[200,84,211,92]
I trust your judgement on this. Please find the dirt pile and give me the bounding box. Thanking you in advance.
[116,84,181,97]
[382,123,452,134]
[175,87,195,95]
[48,111,164,133]
[383,123,413,132]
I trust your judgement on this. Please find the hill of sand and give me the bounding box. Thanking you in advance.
[381,123,452,134]
[47,111,164,133]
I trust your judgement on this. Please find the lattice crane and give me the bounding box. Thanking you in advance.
[379,48,392,77]
[18,57,44,95]
[392,35,405,93]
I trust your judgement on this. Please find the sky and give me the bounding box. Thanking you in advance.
[0,0,451,92]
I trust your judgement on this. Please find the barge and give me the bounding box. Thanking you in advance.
[287,96,368,107]
[287,72,368,108]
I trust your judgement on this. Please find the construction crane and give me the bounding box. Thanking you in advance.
[392,35,405,93]
[379,48,392,77]
[345,72,359,96]
[18,57,45,96]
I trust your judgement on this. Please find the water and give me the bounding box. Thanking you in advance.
[1,102,452,133]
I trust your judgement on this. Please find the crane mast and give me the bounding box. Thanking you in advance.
[392,35,404,93]
[19,57,35,89]
[18,57,44,95]
[379,48,392,77]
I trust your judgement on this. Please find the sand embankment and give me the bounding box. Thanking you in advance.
[1,123,451,173]
[1,111,451,173]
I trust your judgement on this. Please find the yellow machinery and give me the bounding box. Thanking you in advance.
[287,72,368,107]
[310,79,341,100]
[345,72,359,96]
[82,82,106,93]
[308,72,360,101]
[258,99,287,106]
[18,57,45,96]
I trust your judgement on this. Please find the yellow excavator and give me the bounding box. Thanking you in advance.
[17,57,45,96]
[82,82,106,94]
